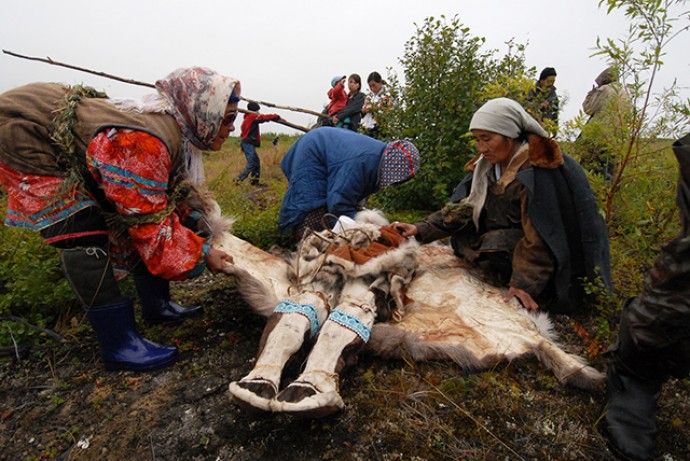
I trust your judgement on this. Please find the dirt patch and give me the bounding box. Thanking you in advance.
[1,274,688,461]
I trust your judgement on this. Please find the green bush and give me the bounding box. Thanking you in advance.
[0,200,76,347]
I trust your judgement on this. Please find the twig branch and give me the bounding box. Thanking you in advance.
[3,49,311,133]
[0,315,68,343]
[2,49,156,88]
[238,108,310,133]
[5,325,20,361]
[241,96,325,118]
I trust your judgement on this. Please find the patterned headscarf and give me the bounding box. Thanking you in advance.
[469,98,548,139]
[155,67,239,151]
[378,140,420,188]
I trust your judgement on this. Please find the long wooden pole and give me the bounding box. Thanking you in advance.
[3,49,311,132]
[241,96,324,118]
[237,108,309,132]
[2,49,157,88]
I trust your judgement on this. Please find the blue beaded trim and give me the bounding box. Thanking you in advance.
[328,309,371,343]
[274,300,320,338]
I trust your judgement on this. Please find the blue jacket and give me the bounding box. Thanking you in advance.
[279,127,387,232]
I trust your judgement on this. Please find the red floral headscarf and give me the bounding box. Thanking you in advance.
[155,67,240,151]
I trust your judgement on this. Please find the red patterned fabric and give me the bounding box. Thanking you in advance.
[86,128,207,281]
[0,163,97,230]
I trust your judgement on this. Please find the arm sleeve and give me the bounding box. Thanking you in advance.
[414,211,457,243]
[257,114,280,123]
[583,87,607,116]
[86,129,208,281]
[334,92,366,119]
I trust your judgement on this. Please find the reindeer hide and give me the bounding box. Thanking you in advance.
[217,231,604,390]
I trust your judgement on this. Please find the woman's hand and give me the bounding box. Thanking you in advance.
[392,222,419,238]
[505,287,539,312]
[206,248,234,274]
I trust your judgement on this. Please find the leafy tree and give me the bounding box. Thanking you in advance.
[374,16,494,211]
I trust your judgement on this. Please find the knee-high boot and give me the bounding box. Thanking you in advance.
[87,299,178,371]
[133,268,203,325]
[601,304,669,461]
[60,247,178,372]
[228,291,330,411]
[273,279,376,417]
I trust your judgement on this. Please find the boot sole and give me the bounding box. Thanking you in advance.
[103,352,179,372]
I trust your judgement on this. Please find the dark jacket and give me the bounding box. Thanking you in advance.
[527,83,559,124]
[417,135,611,314]
[334,91,365,131]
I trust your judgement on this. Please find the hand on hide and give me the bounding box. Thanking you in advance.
[392,222,418,238]
[206,248,234,274]
[505,287,539,312]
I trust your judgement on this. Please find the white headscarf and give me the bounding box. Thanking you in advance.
[464,98,546,227]
[469,98,548,138]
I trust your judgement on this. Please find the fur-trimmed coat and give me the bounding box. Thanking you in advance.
[415,135,611,314]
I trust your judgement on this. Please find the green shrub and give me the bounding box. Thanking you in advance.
[0,200,76,347]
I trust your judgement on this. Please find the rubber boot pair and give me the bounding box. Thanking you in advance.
[88,299,178,371]
[60,247,178,372]
[134,271,203,325]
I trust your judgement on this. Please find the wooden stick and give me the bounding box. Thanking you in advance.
[238,108,310,132]
[3,49,311,132]
[2,49,156,88]
[241,96,325,118]
[4,49,323,118]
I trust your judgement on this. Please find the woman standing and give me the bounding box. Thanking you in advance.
[361,71,391,139]
[0,67,237,371]
[331,73,365,131]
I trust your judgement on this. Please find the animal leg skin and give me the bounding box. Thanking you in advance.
[273,281,375,417]
[228,292,328,411]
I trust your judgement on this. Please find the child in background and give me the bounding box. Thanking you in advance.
[327,75,347,116]
[237,101,280,186]
[326,75,350,128]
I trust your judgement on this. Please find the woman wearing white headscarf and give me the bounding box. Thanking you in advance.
[396,98,611,314]
[0,67,238,371]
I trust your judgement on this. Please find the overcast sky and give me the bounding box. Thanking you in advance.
[1,0,688,136]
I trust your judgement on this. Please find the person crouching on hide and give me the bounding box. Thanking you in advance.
[599,132,690,461]
[395,98,612,314]
[278,127,420,241]
[0,67,237,372]
[229,219,418,417]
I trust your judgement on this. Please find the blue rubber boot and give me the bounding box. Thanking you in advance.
[87,299,178,372]
[134,272,203,325]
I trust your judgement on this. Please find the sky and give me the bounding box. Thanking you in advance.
[1,0,688,136]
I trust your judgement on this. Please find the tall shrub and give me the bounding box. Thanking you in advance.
[376,16,494,211]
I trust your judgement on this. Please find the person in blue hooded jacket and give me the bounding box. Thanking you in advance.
[278,127,420,239]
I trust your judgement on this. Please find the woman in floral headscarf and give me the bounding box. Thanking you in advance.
[0,67,239,371]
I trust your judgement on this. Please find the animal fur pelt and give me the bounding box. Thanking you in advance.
[218,225,604,391]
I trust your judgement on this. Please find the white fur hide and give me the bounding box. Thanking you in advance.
[216,230,605,391]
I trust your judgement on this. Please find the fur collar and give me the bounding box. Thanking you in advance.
[464,134,564,172]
